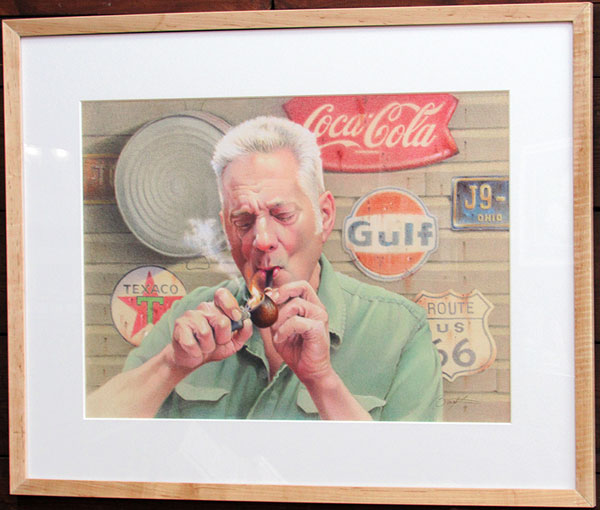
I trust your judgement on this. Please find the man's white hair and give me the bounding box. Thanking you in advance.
[211,116,325,233]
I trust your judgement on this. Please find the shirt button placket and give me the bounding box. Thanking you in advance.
[246,366,287,419]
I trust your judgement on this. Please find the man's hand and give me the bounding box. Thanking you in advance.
[268,281,332,385]
[267,281,371,421]
[171,288,253,369]
[87,288,252,419]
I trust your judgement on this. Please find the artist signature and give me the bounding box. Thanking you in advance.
[435,394,479,409]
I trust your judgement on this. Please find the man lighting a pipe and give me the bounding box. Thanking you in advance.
[87,116,443,421]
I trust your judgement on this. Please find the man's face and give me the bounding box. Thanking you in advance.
[220,148,334,291]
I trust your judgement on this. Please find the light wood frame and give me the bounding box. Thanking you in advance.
[3,3,594,506]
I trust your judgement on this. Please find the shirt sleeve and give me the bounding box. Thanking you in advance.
[380,317,444,421]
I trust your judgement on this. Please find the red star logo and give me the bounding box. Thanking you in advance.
[119,271,183,337]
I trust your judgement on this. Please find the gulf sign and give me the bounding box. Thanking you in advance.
[343,188,438,281]
[284,94,458,172]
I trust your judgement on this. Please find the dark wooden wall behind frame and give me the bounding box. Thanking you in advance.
[0,0,595,509]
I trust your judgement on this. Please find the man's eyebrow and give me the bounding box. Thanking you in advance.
[230,209,253,218]
[266,200,297,209]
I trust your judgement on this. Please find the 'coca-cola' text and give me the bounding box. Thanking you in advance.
[284,94,458,172]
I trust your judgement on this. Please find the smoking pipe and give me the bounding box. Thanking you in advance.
[230,270,278,331]
[230,293,278,331]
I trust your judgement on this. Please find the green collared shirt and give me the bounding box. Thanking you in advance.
[124,257,443,421]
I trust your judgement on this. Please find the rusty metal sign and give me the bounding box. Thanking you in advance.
[83,154,117,203]
[452,176,509,230]
[284,94,459,172]
[415,289,497,381]
[343,187,438,281]
[111,266,186,346]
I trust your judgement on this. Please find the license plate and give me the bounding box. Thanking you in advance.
[452,177,509,230]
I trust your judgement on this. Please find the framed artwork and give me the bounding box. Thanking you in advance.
[3,3,594,506]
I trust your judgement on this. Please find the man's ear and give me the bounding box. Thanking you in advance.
[219,209,234,251]
[318,191,336,241]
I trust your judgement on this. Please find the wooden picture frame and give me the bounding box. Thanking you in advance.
[3,3,594,506]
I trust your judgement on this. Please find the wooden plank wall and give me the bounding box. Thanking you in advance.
[0,0,597,508]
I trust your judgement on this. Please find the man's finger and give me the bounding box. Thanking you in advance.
[173,319,205,359]
[203,309,233,346]
[273,316,324,345]
[231,319,253,351]
[268,280,322,308]
[271,297,327,331]
[187,312,216,355]
[213,287,243,321]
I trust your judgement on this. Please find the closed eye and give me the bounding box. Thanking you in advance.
[232,214,254,231]
[273,212,296,223]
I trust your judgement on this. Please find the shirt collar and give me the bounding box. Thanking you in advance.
[316,255,346,347]
[235,254,346,348]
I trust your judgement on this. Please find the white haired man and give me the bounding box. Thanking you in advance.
[87,116,443,421]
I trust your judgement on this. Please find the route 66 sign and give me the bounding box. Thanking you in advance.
[415,289,497,381]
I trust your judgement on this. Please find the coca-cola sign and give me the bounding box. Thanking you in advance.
[284,94,458,172]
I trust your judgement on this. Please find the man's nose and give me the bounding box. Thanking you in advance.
[253,216,278,252]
